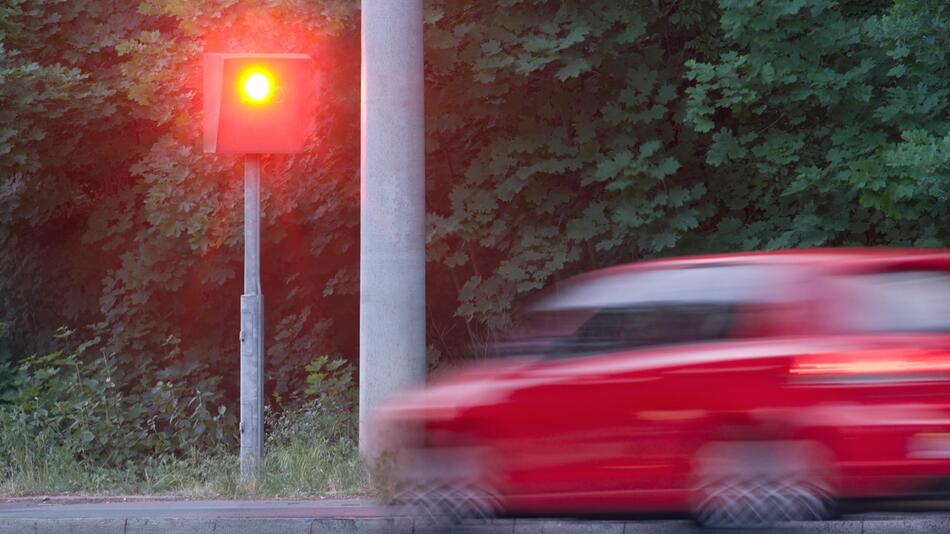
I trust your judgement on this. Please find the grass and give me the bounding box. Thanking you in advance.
[0,354,369,499]
[0,428,367,498]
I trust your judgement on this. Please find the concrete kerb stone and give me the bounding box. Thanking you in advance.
[126,518,215,534]
[213,518,311,534]
[310,517,413,533]
[620,520,703,534]
[0,519,36,534]
[861,518,950,533]
[413,519,516,534]
[32,518,126,534]
[0,518,126,534]
[0,519,125,534]
[512,519,625,534]
[624,519,865,534]
[789,520,863,534]
[4,517,949,534]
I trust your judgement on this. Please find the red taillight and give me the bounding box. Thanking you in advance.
[791,349,950,377]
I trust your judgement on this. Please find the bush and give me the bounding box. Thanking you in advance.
[0,340,236,468]
[0,348,365,497]
[269,356,358,442]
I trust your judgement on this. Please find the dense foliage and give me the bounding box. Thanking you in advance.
[1,332,234,466]
[0,331,359,493]
[0,0,947,471]
[684,0,950,251]
[424,0,949,341]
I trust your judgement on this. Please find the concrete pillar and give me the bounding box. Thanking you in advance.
[359,0,426,455]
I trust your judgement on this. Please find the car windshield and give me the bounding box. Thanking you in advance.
[838,270,950,333]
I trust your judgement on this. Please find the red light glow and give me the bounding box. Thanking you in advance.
[239,67,275,104]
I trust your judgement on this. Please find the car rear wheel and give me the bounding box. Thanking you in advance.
[389,447,499,525]
[691,440,836,528]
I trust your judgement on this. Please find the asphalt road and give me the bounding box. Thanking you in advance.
[2,498,950,533]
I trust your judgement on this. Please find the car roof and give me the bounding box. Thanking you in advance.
[582,248,950,280]
[527,248,950,311]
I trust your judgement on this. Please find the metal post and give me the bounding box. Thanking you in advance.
[240,154,265,483]
[359,0,427,455]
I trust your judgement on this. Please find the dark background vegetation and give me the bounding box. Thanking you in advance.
[0,0,947,487]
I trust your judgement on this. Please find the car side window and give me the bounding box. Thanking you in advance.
[536,264,787,361]
[546,303,736,359]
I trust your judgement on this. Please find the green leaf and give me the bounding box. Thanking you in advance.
[653,157,681,178]
[557,56,593,81]
[707,130,747,166]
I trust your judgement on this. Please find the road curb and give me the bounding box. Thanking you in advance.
[1,518,948,534]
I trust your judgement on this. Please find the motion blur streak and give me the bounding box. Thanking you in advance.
[791,350,950,375]
[375,248,950,528]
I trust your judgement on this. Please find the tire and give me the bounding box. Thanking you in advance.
[393,481,498,525]
[389,446,499,525]
[691,440,836,528]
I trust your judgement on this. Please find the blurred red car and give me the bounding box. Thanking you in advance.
[376,248,950,527]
